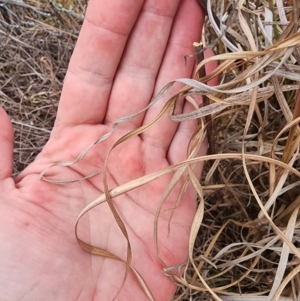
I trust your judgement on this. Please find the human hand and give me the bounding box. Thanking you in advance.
[0,0,213,300]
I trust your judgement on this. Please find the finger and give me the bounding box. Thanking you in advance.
[168,49,219,165]
[0,107,14,179]
[104,0,181,128]
[55,0,144,126]
[141,0,204,152]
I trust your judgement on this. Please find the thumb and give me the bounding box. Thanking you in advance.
[0,107,14,179]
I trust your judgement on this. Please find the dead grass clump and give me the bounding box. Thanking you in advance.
[174,0,300,300]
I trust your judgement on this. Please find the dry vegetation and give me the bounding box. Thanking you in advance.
[0,0,85,175]
[1,0,300,300]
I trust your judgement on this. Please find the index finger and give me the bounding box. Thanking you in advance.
[55,0,144,127]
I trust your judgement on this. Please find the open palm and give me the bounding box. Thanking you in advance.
[0,0,210,300]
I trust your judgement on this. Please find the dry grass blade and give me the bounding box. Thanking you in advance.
[39,81,175,183]
[268,205,300,300]
[282,89,300,163]
[76,237,155,301]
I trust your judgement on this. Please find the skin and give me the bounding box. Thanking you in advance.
[0,0,216,300]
